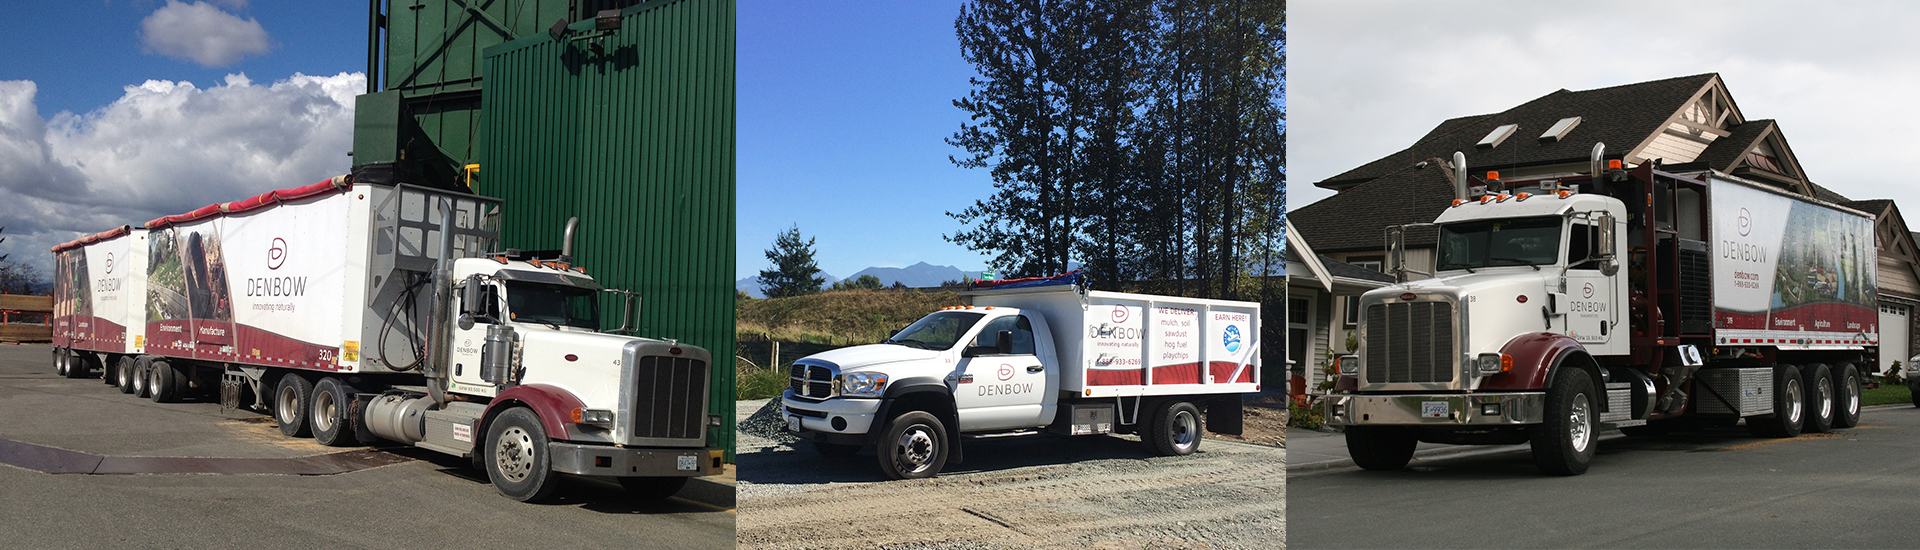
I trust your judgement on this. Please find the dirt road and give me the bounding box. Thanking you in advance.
[735,399,1286,549]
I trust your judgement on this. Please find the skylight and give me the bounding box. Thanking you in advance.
[1538,116,1582,143]
[1477,124,1517,149]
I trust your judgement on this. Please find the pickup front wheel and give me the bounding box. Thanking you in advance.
[876,411,947,480]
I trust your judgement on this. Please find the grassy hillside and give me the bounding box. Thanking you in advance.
[735,289,963,400]
[737,289,963,346]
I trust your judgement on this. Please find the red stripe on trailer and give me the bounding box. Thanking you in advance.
[1209,361,1255,384]
[1087,368,1143,386]
[51,316,126,351]
[1088,362,1257,386]
[145,176,350,228]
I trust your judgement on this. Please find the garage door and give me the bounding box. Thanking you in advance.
[1882,304,1909,375]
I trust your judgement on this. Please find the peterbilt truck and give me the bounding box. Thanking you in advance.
[49,176,724,501]
[1324,144,1878,475]
[780,273,1261,479]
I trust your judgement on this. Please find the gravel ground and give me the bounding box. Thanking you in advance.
[736,399,1286,549]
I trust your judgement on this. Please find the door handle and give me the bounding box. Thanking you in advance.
[1027,365,1043,373]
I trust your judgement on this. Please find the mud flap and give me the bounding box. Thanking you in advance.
[1206,396,1244,436]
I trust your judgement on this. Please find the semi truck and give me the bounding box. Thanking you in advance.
[780,273,1261,479]
[49,176,724,501]
[1323,144,1878,475]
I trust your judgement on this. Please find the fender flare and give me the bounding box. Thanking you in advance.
[1480,332,1602,409]
[484,384,587,445]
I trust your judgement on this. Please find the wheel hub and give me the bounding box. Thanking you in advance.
[313,390,336,432]
[896,427,936,473]
[277,385,299,424]
[1172,410,1198,450]
[1569,393,1591,452]
[495,426,536,483]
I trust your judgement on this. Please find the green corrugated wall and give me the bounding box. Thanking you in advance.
[477,0,737,459]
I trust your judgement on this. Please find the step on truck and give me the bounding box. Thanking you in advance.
[1324,144,1877,475]
[780,272,1262,479]
[49,176,725,501]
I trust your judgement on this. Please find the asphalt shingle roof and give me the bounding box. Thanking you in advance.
[1291,159,1456,254]
[1315,73,1721,190]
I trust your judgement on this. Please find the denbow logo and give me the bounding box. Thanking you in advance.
[1111,305,1129,324]
[1582,282,1595,299]
[104,252,115,274]
[997,364,1015,381]
[1223,325,1242,353]
[268,237,287,270]
[1737,208,1752,237]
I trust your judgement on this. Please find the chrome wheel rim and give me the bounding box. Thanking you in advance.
[1817,378,1833,419]
[313,389,336,433]
[494,426,537,483]
[894,425,937,474]
[1171,409,1199,451]
[1569,393,1592,452]
[150,367,164,392]
[1785,378,1803,424]
[277,385,300,425]
[1845,372,1860,417]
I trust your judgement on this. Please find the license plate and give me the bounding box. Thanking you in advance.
[786,415,801,433]
[677,455,697,471]
[1421,401,1449,418]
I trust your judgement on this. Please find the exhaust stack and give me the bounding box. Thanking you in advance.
[1590,142,1606,180]
[560,217,579,264]
[1452,151,1468,200]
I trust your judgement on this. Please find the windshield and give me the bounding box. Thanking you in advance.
[1435,216,1563,271]
[504,281,600,330]
[884,311,985,351]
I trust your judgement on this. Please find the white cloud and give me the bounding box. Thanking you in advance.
[0,72,363,275]
[139,0,271,67]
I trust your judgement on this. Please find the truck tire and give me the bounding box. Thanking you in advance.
[62,350,89,379]
[1747,365,1804,438]
[274,374,315,438]
[1801,363,1835,434]
[311,377,361,447]
[1145,400,1203,457]
[485,407,561,502]
[81,352,103,378]
[1910,376,1920,409]
[1832,363,1862,428]
[52,348,66,376]
[877,411,948,480]
[108,356,130,386]
[1345,426,1416,470]
[148,360,183,403]
[812,441,860,457]
[618,477,689,500]
[1531,370,1597,476]
[131,357,151,398]
[118,357,141,394]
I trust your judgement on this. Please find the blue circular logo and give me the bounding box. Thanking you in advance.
[1223,325,1242,353]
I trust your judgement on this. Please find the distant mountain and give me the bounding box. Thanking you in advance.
[736,272,840,299]
[845,262,983,289]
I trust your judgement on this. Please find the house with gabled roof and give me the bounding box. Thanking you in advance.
[1284,219,1393,400]
[1290,73,1920,373]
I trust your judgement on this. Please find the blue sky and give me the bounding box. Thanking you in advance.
[736,0,992,280]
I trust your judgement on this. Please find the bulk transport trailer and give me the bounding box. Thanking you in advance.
[50,176,724,501]
[782,273,1261,479]
[1325,145,1877,475]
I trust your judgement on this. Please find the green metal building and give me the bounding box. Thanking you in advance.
[358,0,737,459]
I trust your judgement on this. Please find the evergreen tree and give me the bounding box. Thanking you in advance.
[759,225,825,298]
[831,274,885,291]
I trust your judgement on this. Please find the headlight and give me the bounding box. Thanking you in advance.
[838,372,889,397]
[1335,354,1359,376]
[1476,353,1512,375]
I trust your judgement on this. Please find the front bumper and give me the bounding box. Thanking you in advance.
[1325,392,1546,426]
[547,443,724,477]
[781,393,884,440]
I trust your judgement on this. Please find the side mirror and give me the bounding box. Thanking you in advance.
[460,274,484,317]
[458,313,475,331]
[889,329,901,338]
[996,330,1014,355]
[1595,211,1617,261]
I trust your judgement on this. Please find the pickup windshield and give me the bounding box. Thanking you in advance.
[884,311,985,351]
[1435,216,1563,271]
[504,281,600,330]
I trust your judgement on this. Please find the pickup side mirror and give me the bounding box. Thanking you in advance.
[889,328,901,338]
[995,330,1013,355]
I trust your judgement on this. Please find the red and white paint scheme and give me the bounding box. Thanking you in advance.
[1326,145,1879,476]
[48,175,723,502]
[781,273,1261,480]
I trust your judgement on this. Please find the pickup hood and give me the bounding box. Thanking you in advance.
[802,343,943,372]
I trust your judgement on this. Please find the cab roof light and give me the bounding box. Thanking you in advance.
[1515,192,1531,201]
[1486,171,1501,181]
[1451,199,1466,207]
[1558,190,1574,199]
[1607,159,1623,170]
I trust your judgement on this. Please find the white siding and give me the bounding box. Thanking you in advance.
[1639,128,1713,164]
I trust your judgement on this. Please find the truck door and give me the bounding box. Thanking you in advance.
[1564,220,1614,348]
[952,314,1049,431]
[447,281,497,393]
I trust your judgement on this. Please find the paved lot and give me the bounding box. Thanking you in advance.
[0,344,733,549]
[1288,406,1920,548]
[734,399,1287,549]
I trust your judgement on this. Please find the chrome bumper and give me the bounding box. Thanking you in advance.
[1325,392,1546,426]
[547,443,723,477]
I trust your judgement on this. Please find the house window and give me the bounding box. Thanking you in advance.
[1288,296,1311,376]
[1343,259,1382,329]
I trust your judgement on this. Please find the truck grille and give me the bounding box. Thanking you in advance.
[789,363,836,399]
[632,356,709,440]
[1364,301,1457,384]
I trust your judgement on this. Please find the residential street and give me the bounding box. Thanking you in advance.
[1287,406,1920,548]
[0,344,735,549]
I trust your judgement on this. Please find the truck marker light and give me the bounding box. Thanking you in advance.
[1558,190,1573,199]
[1486,171,1500,181]
[1515,192,1531,201]
[1481,195,1494,204]
[1496,193,1511,202]
[1452,199,1465,207]
[1608,159,1622,170]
